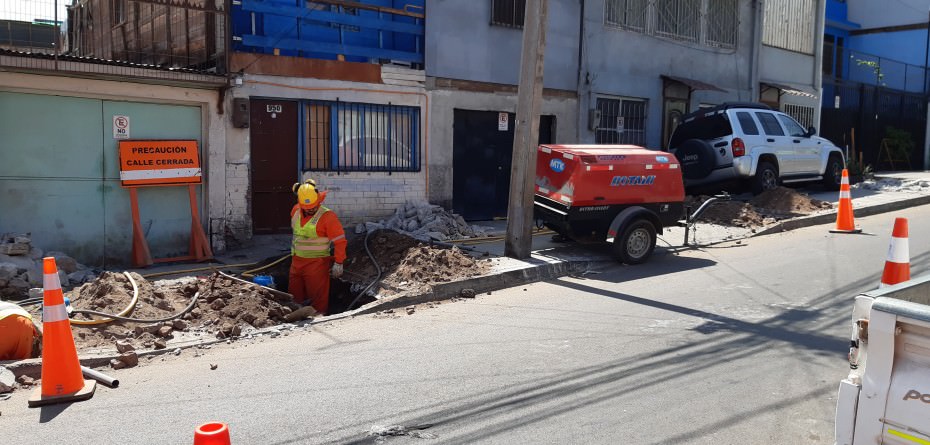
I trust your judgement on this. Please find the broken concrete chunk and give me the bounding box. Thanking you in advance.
[16,375,35,387]
[115,340,135,353]
[157,326,174,338]
[172,319,188,331]
[110,359,127,370]
[460,288,476,298]
[0,243,29,256]
[153,339,167,350]
[0,263,17,281]
[46,251,79,274]
[119,351,139,367]
[210,299,226,310]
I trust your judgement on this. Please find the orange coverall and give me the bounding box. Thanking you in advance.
[289,204,347,315]
[0,302,41,360]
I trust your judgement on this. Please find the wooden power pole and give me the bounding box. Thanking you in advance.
[505,0,548,259]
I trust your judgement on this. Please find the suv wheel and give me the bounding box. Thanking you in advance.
[751,161,779,195]
[822,155,843,191]
[613,219,656,265]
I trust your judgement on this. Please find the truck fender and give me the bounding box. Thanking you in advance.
[606,206,662,243]
[818,147,846,173]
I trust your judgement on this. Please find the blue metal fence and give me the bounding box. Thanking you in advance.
[232,0,424,65]
[302,100,420,172]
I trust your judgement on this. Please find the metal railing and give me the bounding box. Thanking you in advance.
[604,0,738,50]
[0,0,228,83]
[824,42,929,94]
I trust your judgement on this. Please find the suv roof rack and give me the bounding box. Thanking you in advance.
[681,102,772,123]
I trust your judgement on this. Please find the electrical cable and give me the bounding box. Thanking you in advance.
[70,271,140,326]
[347,229,382,311]
[140,261,261,279]
[70,292,200,324]
[241,254,291,279]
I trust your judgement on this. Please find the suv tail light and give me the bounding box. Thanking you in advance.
[731,138,746,157]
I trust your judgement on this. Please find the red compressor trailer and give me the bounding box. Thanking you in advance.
[534,144,687,264]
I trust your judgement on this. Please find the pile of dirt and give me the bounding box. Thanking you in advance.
[686,196,766,228]
[687,187,832,228]
[749,187,832,216]
[55,271,298,351]
[343,230,491,296]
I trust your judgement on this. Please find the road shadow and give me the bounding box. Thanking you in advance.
[38,402,72,423]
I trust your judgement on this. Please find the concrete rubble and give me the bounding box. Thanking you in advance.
[0,233,97,300]
[853,177,930,193]
[355,201,492,242]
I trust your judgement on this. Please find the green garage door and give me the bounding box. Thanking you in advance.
[0,91,203,267]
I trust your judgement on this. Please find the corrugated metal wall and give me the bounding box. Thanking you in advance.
[762,0,816,54]
[0,91,202,266]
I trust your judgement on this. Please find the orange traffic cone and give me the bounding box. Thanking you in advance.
[194,422,231,445]
[880,217,911,287]
[28,257,96,407]
[830,169,861,234]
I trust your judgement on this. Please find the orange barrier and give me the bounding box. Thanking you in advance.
[194,422,231,445]
[880,217,911,287]
[28,257,96,407]
[830,169,861,234]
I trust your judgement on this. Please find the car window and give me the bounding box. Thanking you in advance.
[777,114,807,137]
[668,113,733,149]
[735,112,760,135]
[755,112,785,136]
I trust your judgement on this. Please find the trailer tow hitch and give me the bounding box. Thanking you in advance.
[681,193,732,247]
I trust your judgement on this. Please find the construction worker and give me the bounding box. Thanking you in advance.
[0,301,42,360]
[289,179,347,315]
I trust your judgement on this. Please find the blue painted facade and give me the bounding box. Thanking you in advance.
[824,0,929,94]
[232,0,424,65]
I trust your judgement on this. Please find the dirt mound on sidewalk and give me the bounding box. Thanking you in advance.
[749,187,832,216]
[343,230,491,295]
[686,196,765,228]
[44,272,299,352]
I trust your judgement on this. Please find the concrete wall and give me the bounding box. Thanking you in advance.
[578,0,756,147]
[426,87,578,207]
[225,74,428,235]
[759,46,818,87]
[0,71,227,260]
[425,0,580,91]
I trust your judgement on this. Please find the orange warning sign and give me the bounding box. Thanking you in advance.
[118,140,202,186]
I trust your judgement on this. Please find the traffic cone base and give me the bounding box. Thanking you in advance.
[27,380,96,408]
[829,228,862,234]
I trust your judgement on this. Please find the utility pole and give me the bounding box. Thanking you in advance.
[505,0,548,259]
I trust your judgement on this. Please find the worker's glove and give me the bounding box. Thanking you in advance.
[331,263,344,278]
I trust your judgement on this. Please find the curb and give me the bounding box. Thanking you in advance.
[753,194,930,237]
[352,259,591,316]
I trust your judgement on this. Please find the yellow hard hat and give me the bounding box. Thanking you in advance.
[293,180,320,209]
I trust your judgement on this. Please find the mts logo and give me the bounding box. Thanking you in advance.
[903,390,930,403]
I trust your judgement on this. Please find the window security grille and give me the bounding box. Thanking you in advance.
[595,97,648,146]
[605,0,738,49]
[491,0,526,28]
[304,101,421,172]
[782,104,815,129]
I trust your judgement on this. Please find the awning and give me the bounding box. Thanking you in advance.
[760,81,819,99]
[661,75,727,93]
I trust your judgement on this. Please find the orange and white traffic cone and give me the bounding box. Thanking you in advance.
[830,169,861,234]
[880,217,911,287]
[194,422,231,445]
[28,257,96,407]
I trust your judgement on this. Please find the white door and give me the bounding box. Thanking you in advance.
[777,113,820,174]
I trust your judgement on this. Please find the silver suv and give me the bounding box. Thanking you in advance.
[668,103,845,194]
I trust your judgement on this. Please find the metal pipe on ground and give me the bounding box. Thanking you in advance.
[82,366,119,388]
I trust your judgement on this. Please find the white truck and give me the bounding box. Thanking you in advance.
[835,274,930,445]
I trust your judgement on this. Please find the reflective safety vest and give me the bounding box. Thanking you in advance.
[0,301,32,322]
[292,206,333,259]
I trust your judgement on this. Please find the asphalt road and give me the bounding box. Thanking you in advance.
[5,205,930,444]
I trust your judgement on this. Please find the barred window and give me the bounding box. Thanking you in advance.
[604,0,738,50]
[595,97,648,146]
[491,0,525,28]
[782,104,815,129]
[605,0,648,32]
[763,0,816,54]
[304,101,420,172]
[656,0,700,43]
[706,0,738,48]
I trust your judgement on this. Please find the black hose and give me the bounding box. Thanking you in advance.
[70,292,200,323]
[347,229,382,311]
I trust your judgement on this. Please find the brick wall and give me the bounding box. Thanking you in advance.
[224,163,252,247]
[308,171,427,228]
